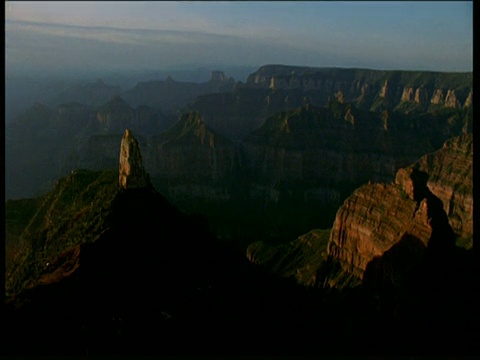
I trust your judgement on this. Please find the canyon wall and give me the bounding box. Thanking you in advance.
[246,134,472,288]
[326,134,472,285]
[246,65,472,110]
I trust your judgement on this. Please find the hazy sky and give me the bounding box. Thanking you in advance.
[5,1,473,76]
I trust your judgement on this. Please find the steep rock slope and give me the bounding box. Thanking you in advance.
[188,86,274,142]
[149,112,238,203]
[409,133,473,243]
[6,169,119,295]
[118,129,150,189]
[4,129,361,357]
[246,133,473,288]
[188,65,472,141]
[5,129,207,299]
[122,71,235,113]
[239,103,466,232]
[5,129,477,356]
[327,171,440,285]
[326,134,473,286]
[247,65,472,111]
[96,95,135,133]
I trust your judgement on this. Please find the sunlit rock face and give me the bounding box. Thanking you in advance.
[119,129,149,189]
[430,89,444,105]
[463,90,472,107]
[444,89,460,108]
[246,65,472,110]
[411,133,473,240]
[327,181,432,282]
[326,134,472,285]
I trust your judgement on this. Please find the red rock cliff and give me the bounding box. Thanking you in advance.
[119,129,149,189]
[326,134,472,285]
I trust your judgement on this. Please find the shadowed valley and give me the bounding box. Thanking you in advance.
[4,65,476,356]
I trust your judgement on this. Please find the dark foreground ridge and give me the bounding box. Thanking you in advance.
[3,130,478,356]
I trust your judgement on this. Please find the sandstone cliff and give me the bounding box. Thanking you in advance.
[59,97,166,175]
[246,65,472,111]
[245,133,472,289]
[326,134,472,286]
[239,102,472,236]
[188,66,472,142]
[119,129,150,189]
[149,112,238,206]
[327,174,434,284]
[409,133,473,243]
[151,112,237,183]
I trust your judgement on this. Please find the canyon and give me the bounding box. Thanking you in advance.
[188,65,472,141]
[5,123,475,356]
[247,133,473,289]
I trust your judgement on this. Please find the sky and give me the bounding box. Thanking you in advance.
[5,1,473,77]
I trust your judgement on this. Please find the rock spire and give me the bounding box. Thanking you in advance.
[118,129,149,189]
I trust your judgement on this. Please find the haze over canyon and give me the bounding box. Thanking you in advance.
[4,1,476,358]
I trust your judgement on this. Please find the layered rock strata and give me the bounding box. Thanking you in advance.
[190,66,471,143]
[326,134,472,284]
[328,177,428,282]
[119,129,149,189]
[97,95,135,133]
[409,133,473,240]
[246,65,472,109]
[151,112,237,183]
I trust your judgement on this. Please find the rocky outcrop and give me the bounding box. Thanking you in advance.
[414,87,429,104]
[335,91,345,103]
[401,87,415,102]
[241,104,442,196]
[245,65,472,112]
[464,90,472,107]
[327,179,428,283]
[151,112,237,183]
[444,89,460,108]
[188,66,471,141]
[149,112,238,207]
[97,95,135,133]
[409,133,473,241]
[119,129,149,189]
[379,80,390,98]
[326,134,472,285]
[430,89,444,105]
[394,167,428,201]
[239,103,458,236]
[244,133,472,289]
